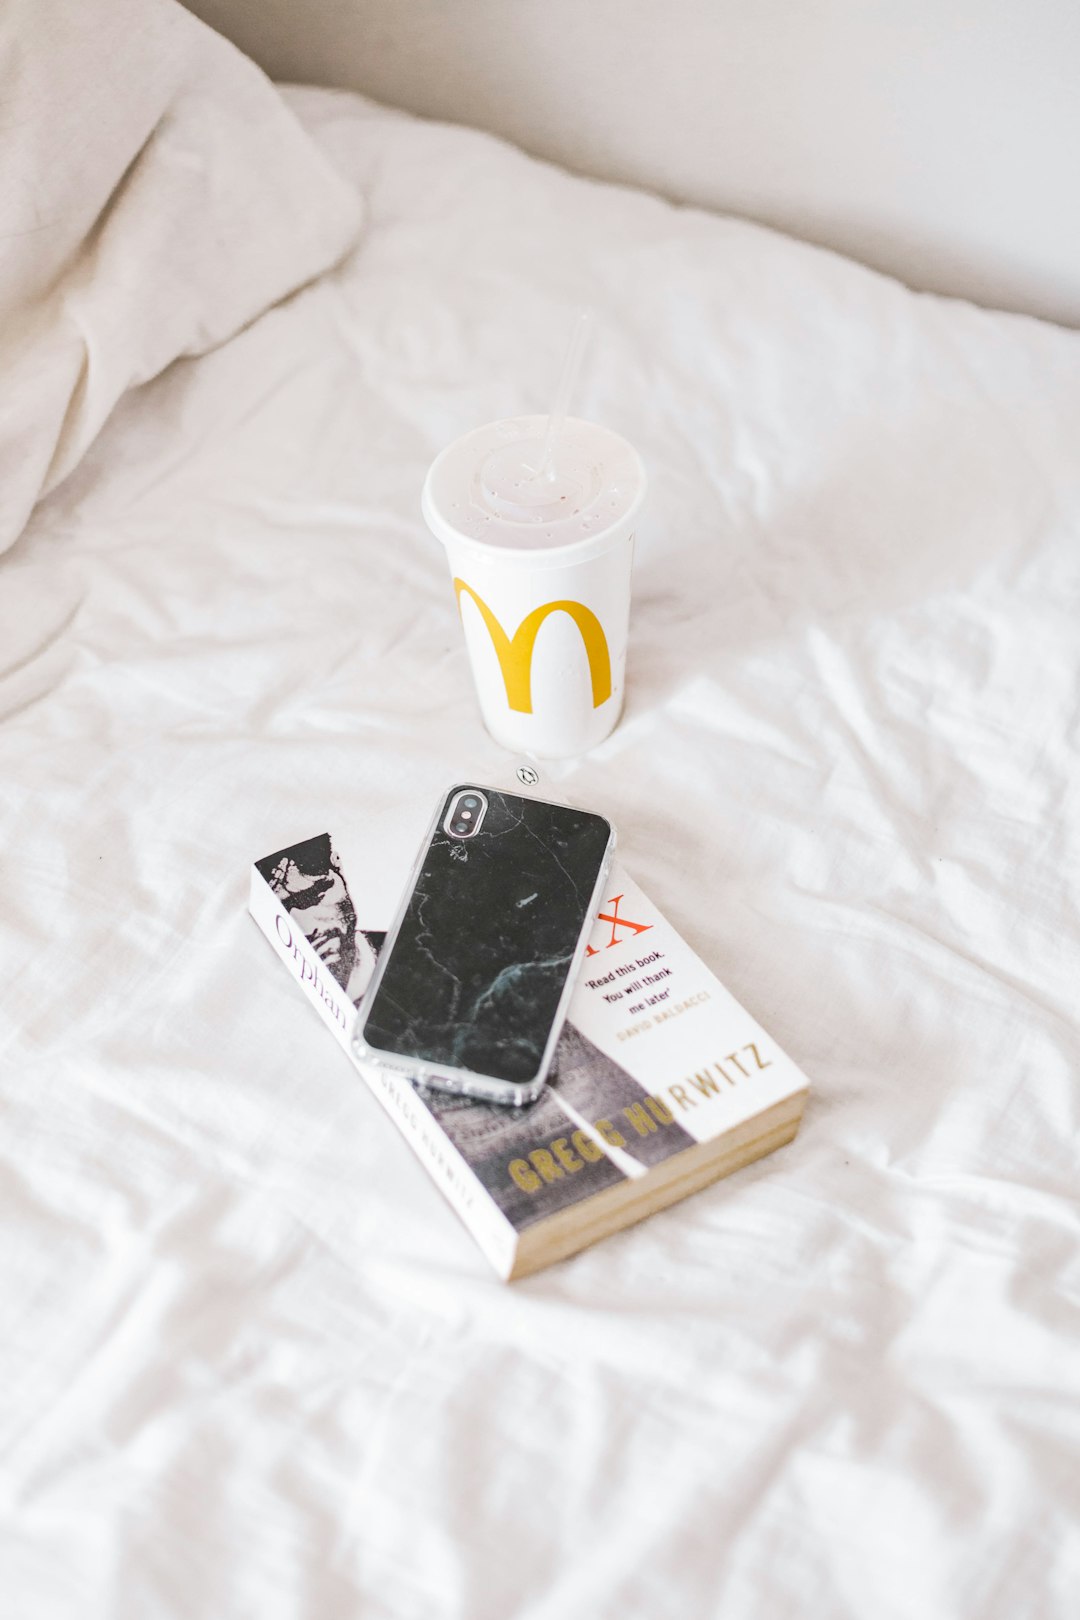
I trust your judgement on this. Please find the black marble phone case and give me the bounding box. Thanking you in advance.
[360,787,613,1093]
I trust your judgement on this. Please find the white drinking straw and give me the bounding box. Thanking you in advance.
[531,308,594,482]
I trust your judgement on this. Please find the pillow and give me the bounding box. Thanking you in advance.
[0,0,363,555]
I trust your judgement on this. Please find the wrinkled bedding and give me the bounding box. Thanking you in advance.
[2,85,1079,1619]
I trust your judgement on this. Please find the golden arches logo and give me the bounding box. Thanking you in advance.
[453,580,612,714]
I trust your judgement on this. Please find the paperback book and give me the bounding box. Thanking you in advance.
[250,831,809,1280]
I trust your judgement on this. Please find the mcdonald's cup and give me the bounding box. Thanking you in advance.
[422,416,646,758]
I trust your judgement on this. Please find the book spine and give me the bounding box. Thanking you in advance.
[248,866,356,1053]
[249,864,519,1280]
[358,1061,520,1281]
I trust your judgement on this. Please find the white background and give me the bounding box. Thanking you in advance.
[186,0,1080,326]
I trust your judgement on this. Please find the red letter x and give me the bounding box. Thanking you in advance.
[585,893,653,955]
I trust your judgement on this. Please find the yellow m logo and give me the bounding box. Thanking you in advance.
[454,580,612,714]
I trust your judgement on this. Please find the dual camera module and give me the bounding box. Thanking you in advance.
[445,788,488,840]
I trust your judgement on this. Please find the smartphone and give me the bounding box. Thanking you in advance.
[354,784,615,1105]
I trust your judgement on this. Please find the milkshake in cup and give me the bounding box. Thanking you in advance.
[422,412,647,758]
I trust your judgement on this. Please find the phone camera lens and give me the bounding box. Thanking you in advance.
[448,791,483,839]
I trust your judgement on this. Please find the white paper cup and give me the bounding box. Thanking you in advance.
[422,415,646,758]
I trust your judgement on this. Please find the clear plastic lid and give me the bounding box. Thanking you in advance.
[422,416,646,564]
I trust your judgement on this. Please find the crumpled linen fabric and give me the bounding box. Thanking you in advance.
[1,84,1079,1620]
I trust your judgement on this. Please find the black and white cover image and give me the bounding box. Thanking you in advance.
[255,834,380,1006]
[256,833,697,1230]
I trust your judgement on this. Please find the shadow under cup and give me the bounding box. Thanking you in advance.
[422,415,647,760]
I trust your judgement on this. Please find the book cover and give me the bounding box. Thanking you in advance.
[250,832,809,1280]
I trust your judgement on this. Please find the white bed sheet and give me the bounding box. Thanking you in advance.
[2,86,1079,1619]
